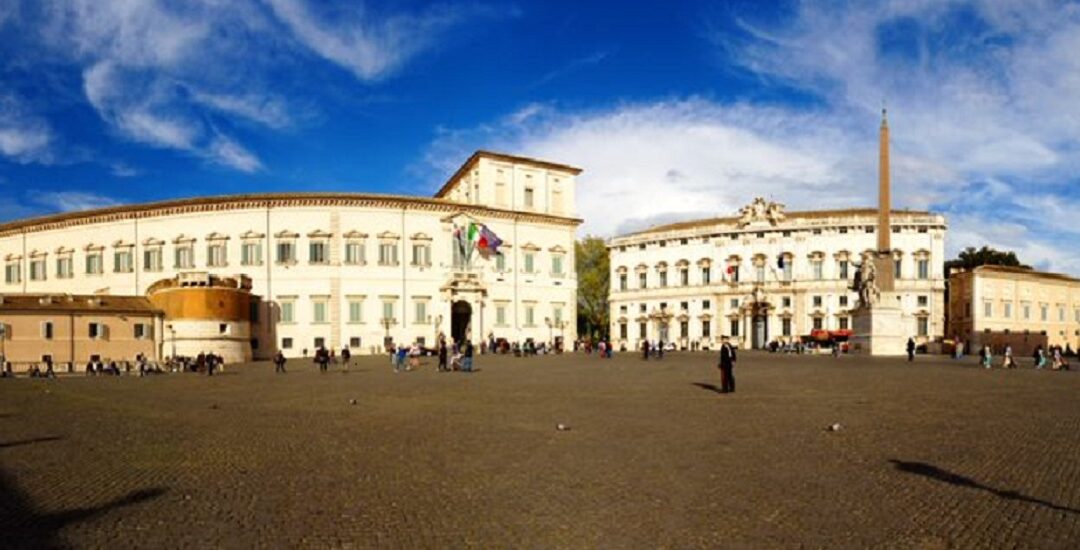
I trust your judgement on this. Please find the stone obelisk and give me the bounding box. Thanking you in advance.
[851,108,905,355]
[874,109,896,290]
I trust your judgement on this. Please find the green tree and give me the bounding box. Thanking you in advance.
[576,236,610,341]
[944,246,1028,277]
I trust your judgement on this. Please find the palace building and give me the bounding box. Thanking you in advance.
[606,199,947,350]
[948,265,1080,352]
[0,151,581,362]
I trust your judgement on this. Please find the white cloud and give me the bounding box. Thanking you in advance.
[28,191,120,213]
[206,133,263,173]
[191,91,292,129]
[0,93,54,163]
[265,0,476,81]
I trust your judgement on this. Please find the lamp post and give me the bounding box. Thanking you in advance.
[545,317,553,346]
[169,325,176,359]
[381,317,395,350]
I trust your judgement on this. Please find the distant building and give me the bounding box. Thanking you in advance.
[948,265,1080,352]
[0,151,581,358]
[0,294,163,371]
[607,198,947,350]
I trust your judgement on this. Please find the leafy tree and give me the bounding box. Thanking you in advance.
[944,246,1028,277]
[576,236,610,341]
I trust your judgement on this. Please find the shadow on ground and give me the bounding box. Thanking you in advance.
[890,459,1079,515]
[0,437,167,549]
[691,382,725,394]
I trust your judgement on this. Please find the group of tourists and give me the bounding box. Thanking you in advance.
[976,343,1072,370]
[641,340,667,360]
[580,339,615,359]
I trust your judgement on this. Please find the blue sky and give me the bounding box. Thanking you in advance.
[1,1,1079,273]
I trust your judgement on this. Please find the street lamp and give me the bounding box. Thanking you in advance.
[381,317,396,350]
[545,317,552,346]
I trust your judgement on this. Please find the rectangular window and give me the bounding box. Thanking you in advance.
[1058,306,1065,322]
[1004,302,1012,318]
[57,256,74,279]
[551,255,564,276]
[309,241,328,264]
[731,265,740,282]
[412,244,431,266]
[620,323,628,340]
[382,301,395,321]
[701,321,710,338]
[524,187,535,208]
[680,301,689,311]
[639,272,647,289]
[839,316,849,330]
[525,305,535,326]
[917,317,929,337]
[839,260,849,279]
[917,259,929,279]
[206,244,226,267]
[495,253,506,271]
[348,300,363,323]
[276,242,295,264]
[115,249,133,273]
[29,259,46,281]
[174,246,193,269]
[134,323,152,340]
[730,298,739,309]
[241,242,262,266]
[894,259,902,279]
[349,337,362,348]
[553,307,563,325]
[984,301,993,318]
[812,260,823,280]
[86,253,103,274]
[42,321,54,340]
[702,299,712,310]
[730,319,739,337]
[345,242,365,264]
[143,249,162,272]
[680,269,689,286]
[782,260,792,281]
[813,317,823,330]
[414,301,427,324]
[1040,304,1048,321]
[702,267,710,285]
[680,321,689,338]
[639,322,647,339]
[756,265,765,283]
[280,301,295,323]
[659,271,668,287]
[619,274,627,291]
[813,295,823,308]
[918,295,929,308]
[313,301,327,323]
[1023,303,1031,319]
[89,322,104,339]
[379,243,399,266]
[524,253,535,274]
[839,296,849,308]
[496,305,507,326]
[782,318,792,336]
[314,337,325,349]
[282,337,293,349]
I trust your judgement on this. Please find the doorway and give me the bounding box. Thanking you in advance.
[752,309,769,349]
[451,300,472,344]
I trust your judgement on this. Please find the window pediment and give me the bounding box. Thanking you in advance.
[521,242,540,251]
[29,249,47,258]
[274,230,299,239]
[113,240,133,248]
[172,234,196,244]
[142,238,165,247]
[377,231,400,241]
[84,243,104,252]
[343,230,368,240]
[55,246,74,255]
[549,244,567,253]
[410,232,432,242]
[239,230,265,240]
[308,230,332,239]
[206,232,230,241]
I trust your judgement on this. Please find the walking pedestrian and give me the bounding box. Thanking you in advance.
[981,345,992,369]
[462,340,474,372]
[718,336,736,394]
[438,336,448,372]
[341,346,351,371]
[1003,345,1015,368]
[906,338,916,362]
[1034,346,1046,369]
[274,350,287,373]
[642,340,650,361]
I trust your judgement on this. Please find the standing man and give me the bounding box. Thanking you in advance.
[906,338,916,362]
[462,340,474,372]
[642,340,650,361]
[341,346,351,372]
[438,335,448,372]
[274,350,287,373]
[719,336,736,394]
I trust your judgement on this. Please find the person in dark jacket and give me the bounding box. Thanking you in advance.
[719,337,736,393]
[906,338,916,362]
[437,335,449,372]
[273,351,287,373]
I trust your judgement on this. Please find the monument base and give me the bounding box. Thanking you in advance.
[850,293,907,356]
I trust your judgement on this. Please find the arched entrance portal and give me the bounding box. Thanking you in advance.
[451,300,472,344]
[751,303,769,349]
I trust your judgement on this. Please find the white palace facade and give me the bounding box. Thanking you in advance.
[607,199,947,350]
[0,151,581,359]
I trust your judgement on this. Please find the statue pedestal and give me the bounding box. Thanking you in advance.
[850,293,907,356]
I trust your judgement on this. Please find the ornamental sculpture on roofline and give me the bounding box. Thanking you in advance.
[737,197,786,227]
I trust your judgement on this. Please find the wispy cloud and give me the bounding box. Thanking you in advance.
[0,92,54,163]
[28,191,120,213]
[531,50,611,88]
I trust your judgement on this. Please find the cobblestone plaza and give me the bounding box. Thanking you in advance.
[2,353,1078,548]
